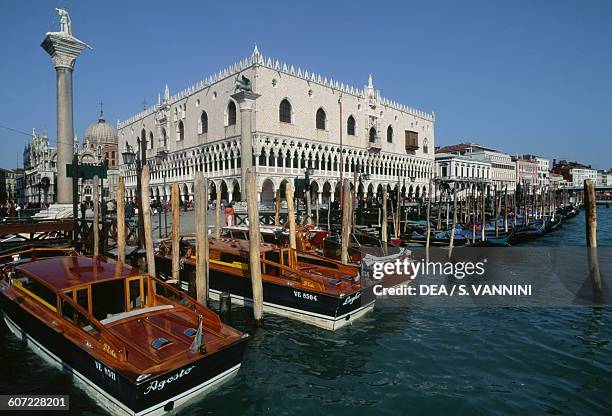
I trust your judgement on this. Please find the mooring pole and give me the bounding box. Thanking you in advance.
[246,168,264,325]
[584,179,602,302]
[381,186,388,255]
[93,175,100,256]
[117,176,126,263]
[215,183,221,237]
[195,173,208,306]
[448,184,457,258]
[426,180,432,252]
[274,189,280,226]
[141,166,155,278]
[504,185,508,233]
[341,179,351,264]
[171,183,180,283]
[286,182,296,250]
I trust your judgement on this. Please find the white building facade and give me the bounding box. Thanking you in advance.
[117,47,436,207]
[597,170,612,187]
[434,153,491,198]
[570,168,598,188]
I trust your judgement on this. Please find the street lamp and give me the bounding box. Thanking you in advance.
[122,137,146,248]
[155,150,169,238]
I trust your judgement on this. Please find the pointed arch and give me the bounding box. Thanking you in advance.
[279,99,292,123]
[316,108,326,130]
[347,115,356,136]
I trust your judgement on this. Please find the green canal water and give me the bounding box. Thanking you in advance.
[0,208,610,415]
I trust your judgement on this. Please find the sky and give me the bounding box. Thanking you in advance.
[1,0,611,169]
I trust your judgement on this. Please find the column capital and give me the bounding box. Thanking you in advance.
[231,91,261,111]
[41,32,90,70]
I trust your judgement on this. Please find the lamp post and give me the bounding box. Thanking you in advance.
[155,150,169,238]
[122,138,145,248]
[358,171,370,224]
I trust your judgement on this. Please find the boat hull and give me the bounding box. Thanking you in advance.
[0,293,247,416]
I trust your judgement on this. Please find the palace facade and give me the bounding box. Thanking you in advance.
[117,47,436,207]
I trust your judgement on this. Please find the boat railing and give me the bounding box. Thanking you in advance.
[0,247,78,265]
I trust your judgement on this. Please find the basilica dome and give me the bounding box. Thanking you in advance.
[84,111,118,145]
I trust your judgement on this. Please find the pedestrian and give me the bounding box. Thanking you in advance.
[225,201,235,226]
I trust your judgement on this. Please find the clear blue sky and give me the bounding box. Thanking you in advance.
[1,0,611,169]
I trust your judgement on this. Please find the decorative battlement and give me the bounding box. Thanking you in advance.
[117,46,434,129]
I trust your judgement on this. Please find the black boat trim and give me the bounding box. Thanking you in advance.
[208,288,375,327]
[3,313,242,416]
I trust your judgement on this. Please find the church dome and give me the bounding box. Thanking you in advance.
[84,111,118,145]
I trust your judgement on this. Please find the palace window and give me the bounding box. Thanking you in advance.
[199,111,208,134]
[316,108,326,130]
[387,126,393,143]
[369,127,377,143]
[149,131,154,149]
[405,130,419,152]
[279,99,292,123]
[161,128,167,147]
[347,115,356,136]
[227,101,237,126]
[423,138,429,154]
[176,120,184,141]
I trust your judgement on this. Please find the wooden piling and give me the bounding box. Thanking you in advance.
[341,179,351,264]
[396,179,402,237]
[92,175,100,256]
[286,181,297,250]
[584,179,602,302]
[215,183,221,237]
[195,173,208,306]
[381,186,388,254]
[495,186,500,237]
[504,185,508,233]
[426,181,432,249]
[274,190,280,226]
[171,183,180,283]
[471,186,476,244]
[481,184,486,241]
[436,184,442,230]
[585,180,598,248]
[141,166,155,277]
[117,176,126,264]
[448,184,457,258]
[315,195,320,227]
[305,190,312,225]
[246,168,264,324]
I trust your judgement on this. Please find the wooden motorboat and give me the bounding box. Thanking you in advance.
[156,238,375,330]
[0,248,248,416]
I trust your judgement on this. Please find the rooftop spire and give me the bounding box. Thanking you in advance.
[163,84,170,103]
[252,44,260,58]
[98,100,105,122]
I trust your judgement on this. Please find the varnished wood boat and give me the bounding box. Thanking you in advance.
[156,238,375,330]
[0,248,248,416]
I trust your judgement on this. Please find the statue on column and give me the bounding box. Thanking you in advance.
[55,8,72,36]
[235,75,252,93]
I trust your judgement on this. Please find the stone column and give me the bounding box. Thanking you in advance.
[41,32,89,205]
[231,91,261,193]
